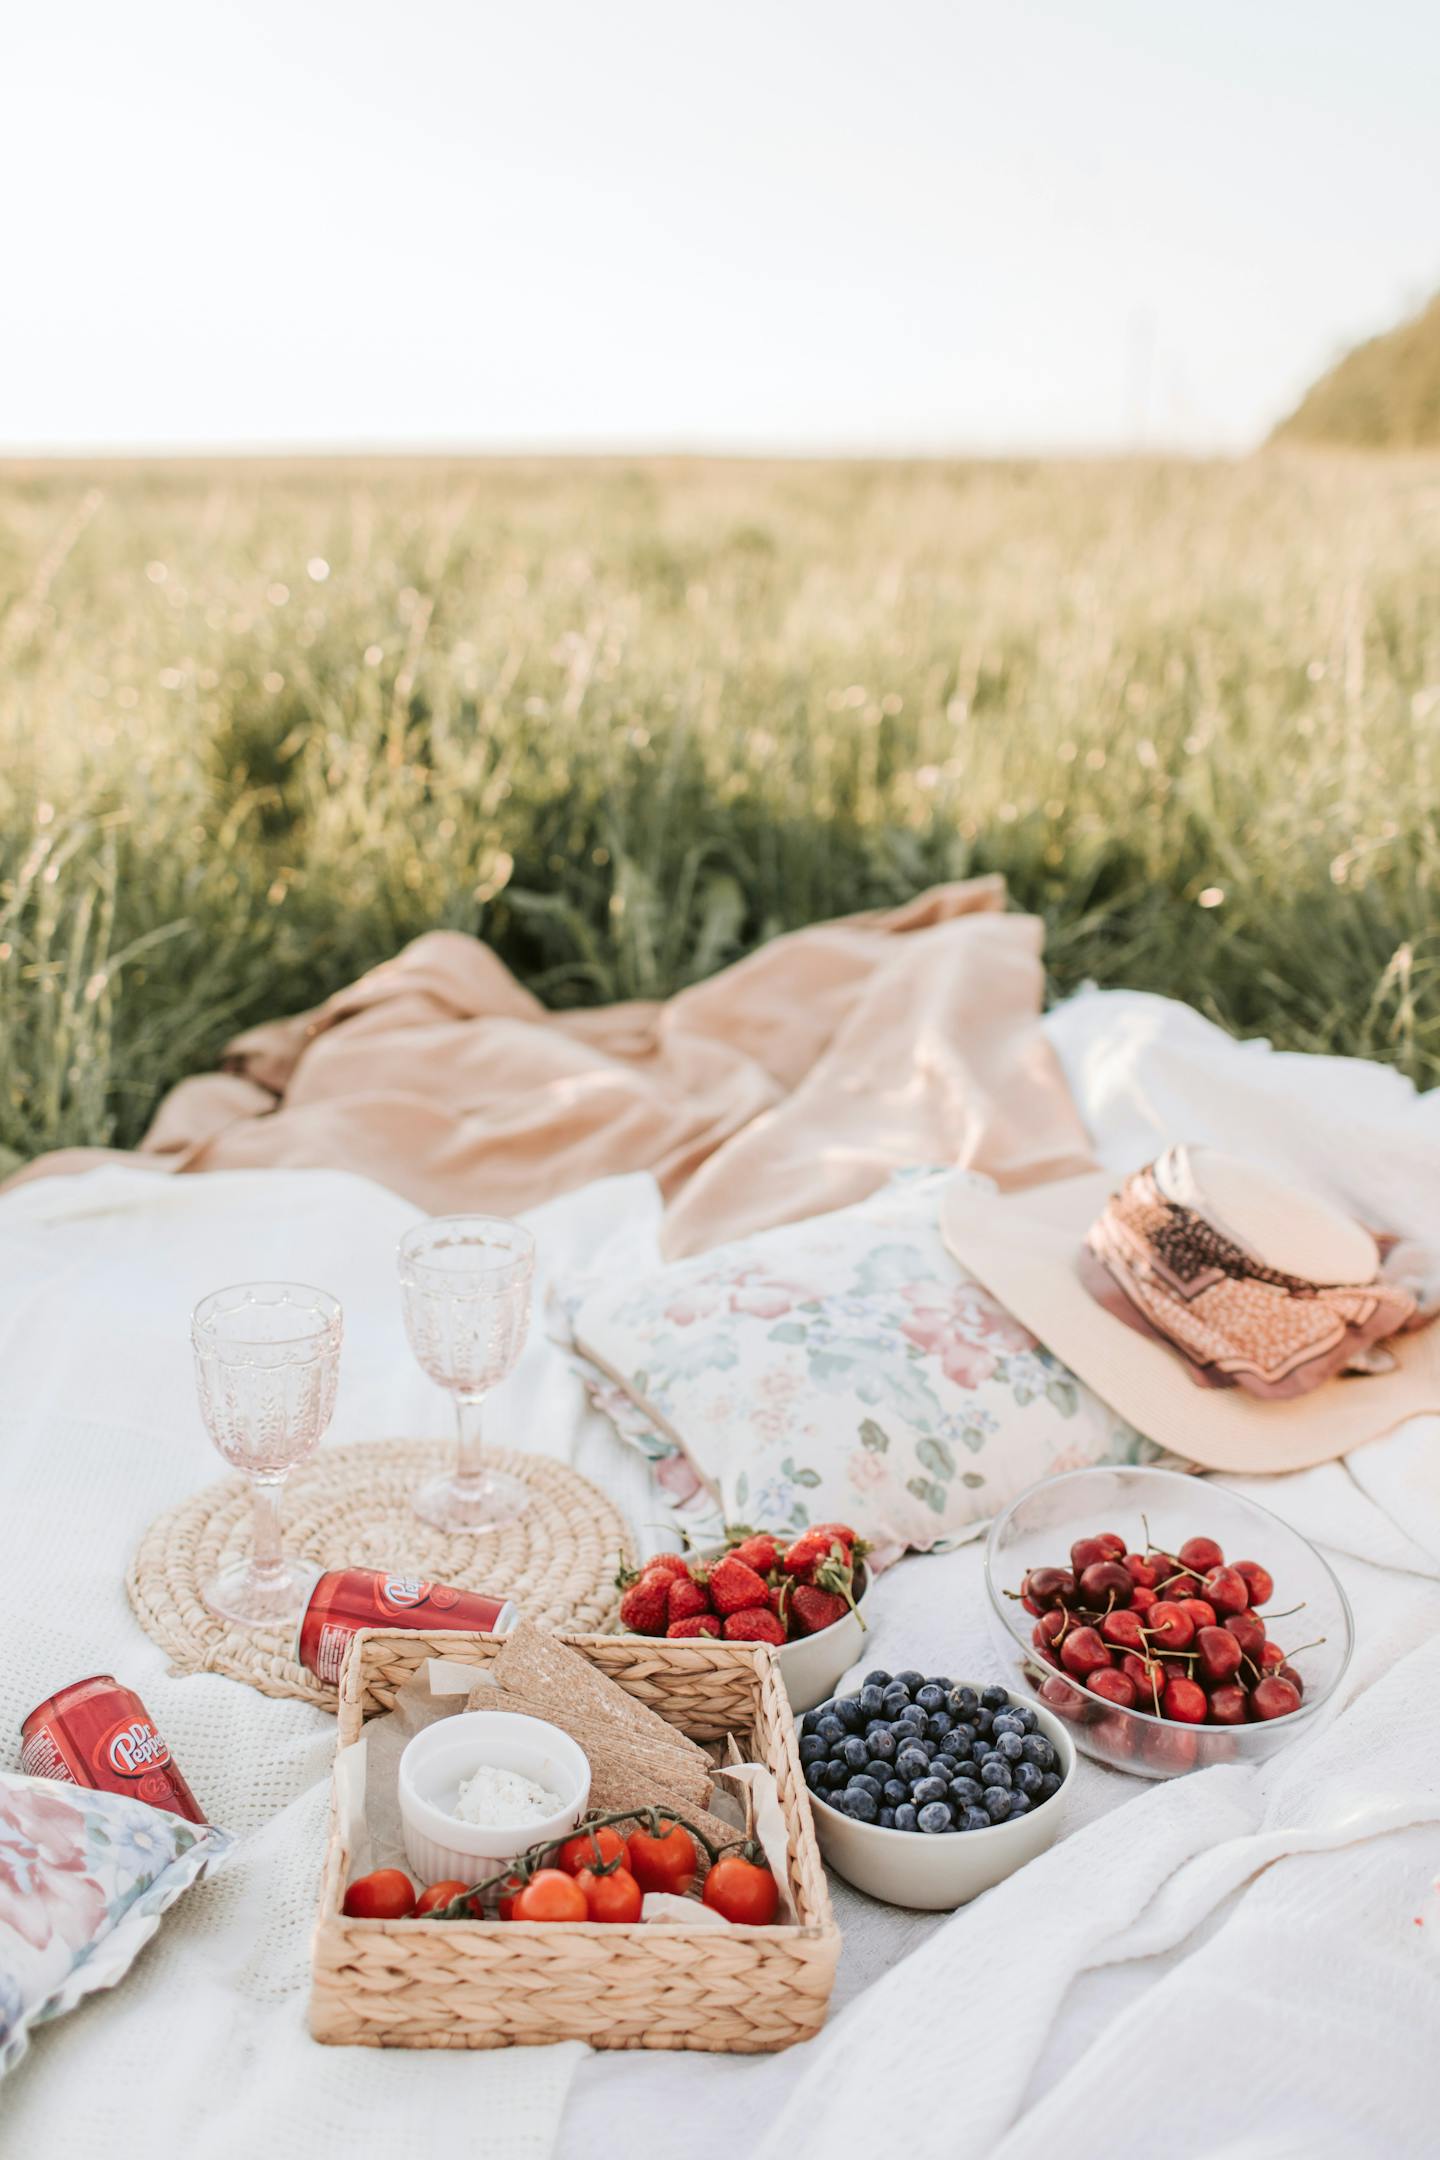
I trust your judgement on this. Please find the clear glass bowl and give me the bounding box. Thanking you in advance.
[983,1466,1354,1779]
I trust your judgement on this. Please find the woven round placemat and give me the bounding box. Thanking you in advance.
[127,1440,634,1710]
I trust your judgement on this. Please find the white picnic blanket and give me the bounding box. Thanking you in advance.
[0,987,1438,2159]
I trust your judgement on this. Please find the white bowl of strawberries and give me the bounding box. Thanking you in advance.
[617,1523,872,1714]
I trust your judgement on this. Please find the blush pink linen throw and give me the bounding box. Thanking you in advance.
[8,877,1093,1256]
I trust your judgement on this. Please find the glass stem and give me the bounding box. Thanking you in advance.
[454,1393,487,1494]
[250,1475,287,1582]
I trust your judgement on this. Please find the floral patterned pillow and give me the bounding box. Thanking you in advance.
[571,1170,1179,1564]
[0,1774,232,2076]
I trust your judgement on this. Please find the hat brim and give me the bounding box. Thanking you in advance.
[940,1171,1440,1474]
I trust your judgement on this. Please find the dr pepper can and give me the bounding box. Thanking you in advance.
[20,1674,206,1823]
[295,1567,517,1687]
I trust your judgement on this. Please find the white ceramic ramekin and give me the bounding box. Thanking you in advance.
[397,1710,591,1886]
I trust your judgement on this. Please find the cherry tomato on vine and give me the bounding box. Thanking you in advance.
[558,1825,628,1876]
[575,1864,643,1924]
[496,1872,524,1921]
[414,1879,476,1916]
[702,1853,778,1926]
[342,1868,416,1920]
[508,1869,588,1923]
[626,1819,698,1895]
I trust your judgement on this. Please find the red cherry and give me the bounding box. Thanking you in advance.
[1233,1559,1274,1606]
[1224,1610,1266,1660]
[1099,1609,1147,1653]
[1024,1566,1077,1612]
[1277,1662,1305,1698]
[1123,1553,1159,1589]
[1144,1723,1200,1772]
[1021,1592,1043,1617]
[1060,1626,1113,1677]
[1096,1532,1128,1560]
[1035,1644,1061,1669]
[1208,1683,1250,1724]
[1147,1600,1196,1651]
[1161,1675,1209,1723]
[1088,1667,1138,1709]
[1131,1584,1158,1614]
[1120,1653,1166,1712]
[1069,1537,1112,1576]
[1179,1535,1225,1574]
[1078,1560,1134,1608]
[1195,1626,1243,1685]
[1202,1566,1250,1618]
[1249,1676,1302,1721]
[1260,1640,1286,1671]
[1035,1608,1069,1645]
[1040,1673,1089,1722]
[1175,1596,1217,1630]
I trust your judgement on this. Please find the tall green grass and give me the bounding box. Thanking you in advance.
[3,451,1440,1167]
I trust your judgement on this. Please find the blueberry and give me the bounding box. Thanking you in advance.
[866,1727,897,1762]
[926,1675,951,1692]
[991,1715,1022,1738]
[953,1722,979,1750]
[1008,1791,1032,1815]
[883,1778,908,1806]
[947,1685,979,1716]
[1038,1771,1063,1800]
[800,1709,822,1735]
[895,1670,926,1692]
[844,1787,879,1823]
[877,1807,896,1828]
[1013,1761,1045,1797]
[821,1761,848,1790]
[804,1761,827,1793]
[938,1731,970,1761]
[862,1669,892,1690]
[858,1684,886,1717]
[816,1714,845,1745]
[961,1805,992,1832]
[864,1759,892,1784]
[949,1776,983,1808]
[982,1684,1011,1711]
[799,1735,827,1764]
[911,1775,950,1806]
[975,1711,994,1737]
[996,1732,1024,1762]
[979,1758,1012,1789]
[847,1773,883,1800]
[1012,1707,1037,1733]
[926,1710,954,1738]
[881,1686,912,1714]
[983,1788,1013,1822]
[1020,1736,1056,1770]
[894,1803,919,1833]
[917,1801,954,1833]
[895,1747,930,1781]
[841,1735,870,1770]
[835,1695,866,1732]
[916,1683,946,1712]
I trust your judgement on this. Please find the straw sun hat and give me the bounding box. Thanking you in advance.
[940,1147,1440,1473]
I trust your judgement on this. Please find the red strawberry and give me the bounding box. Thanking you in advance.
[638,1553,693,1583]
[618,1572,672,1636]
[704,1554,770,1616]
[780,1530,839,1579]
[728,1533,783,1576]
[722,1608,786,1646]
[808,1522,859,1550]
[667,1576,711,1625]
[667,1614,722,1639]
[788,1583,849,1637]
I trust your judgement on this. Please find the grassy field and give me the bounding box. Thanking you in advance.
[3,451,1440,1169]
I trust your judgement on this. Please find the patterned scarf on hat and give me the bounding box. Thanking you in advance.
[1080,1149,1435,1399]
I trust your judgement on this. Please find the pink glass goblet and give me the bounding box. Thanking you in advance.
[191,1281,342,1628]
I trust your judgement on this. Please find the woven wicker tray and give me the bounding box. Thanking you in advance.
[311,1628,840,2053]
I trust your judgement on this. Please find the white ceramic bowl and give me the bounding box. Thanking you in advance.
[397,1711,591,1887]
[806,1687,1074,1910]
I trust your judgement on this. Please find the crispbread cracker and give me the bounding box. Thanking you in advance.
[490,1621,714,1802]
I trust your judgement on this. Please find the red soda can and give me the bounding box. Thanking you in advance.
[295,1567,517,1687]
[20,1675,206,1824]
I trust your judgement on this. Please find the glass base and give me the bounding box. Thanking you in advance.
[202,1555,317,1630]
[412,1466,531,1534]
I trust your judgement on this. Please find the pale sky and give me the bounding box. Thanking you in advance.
[4,0,1437,454]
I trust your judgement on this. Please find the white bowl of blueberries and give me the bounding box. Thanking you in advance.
[799,1670,1074,1910]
